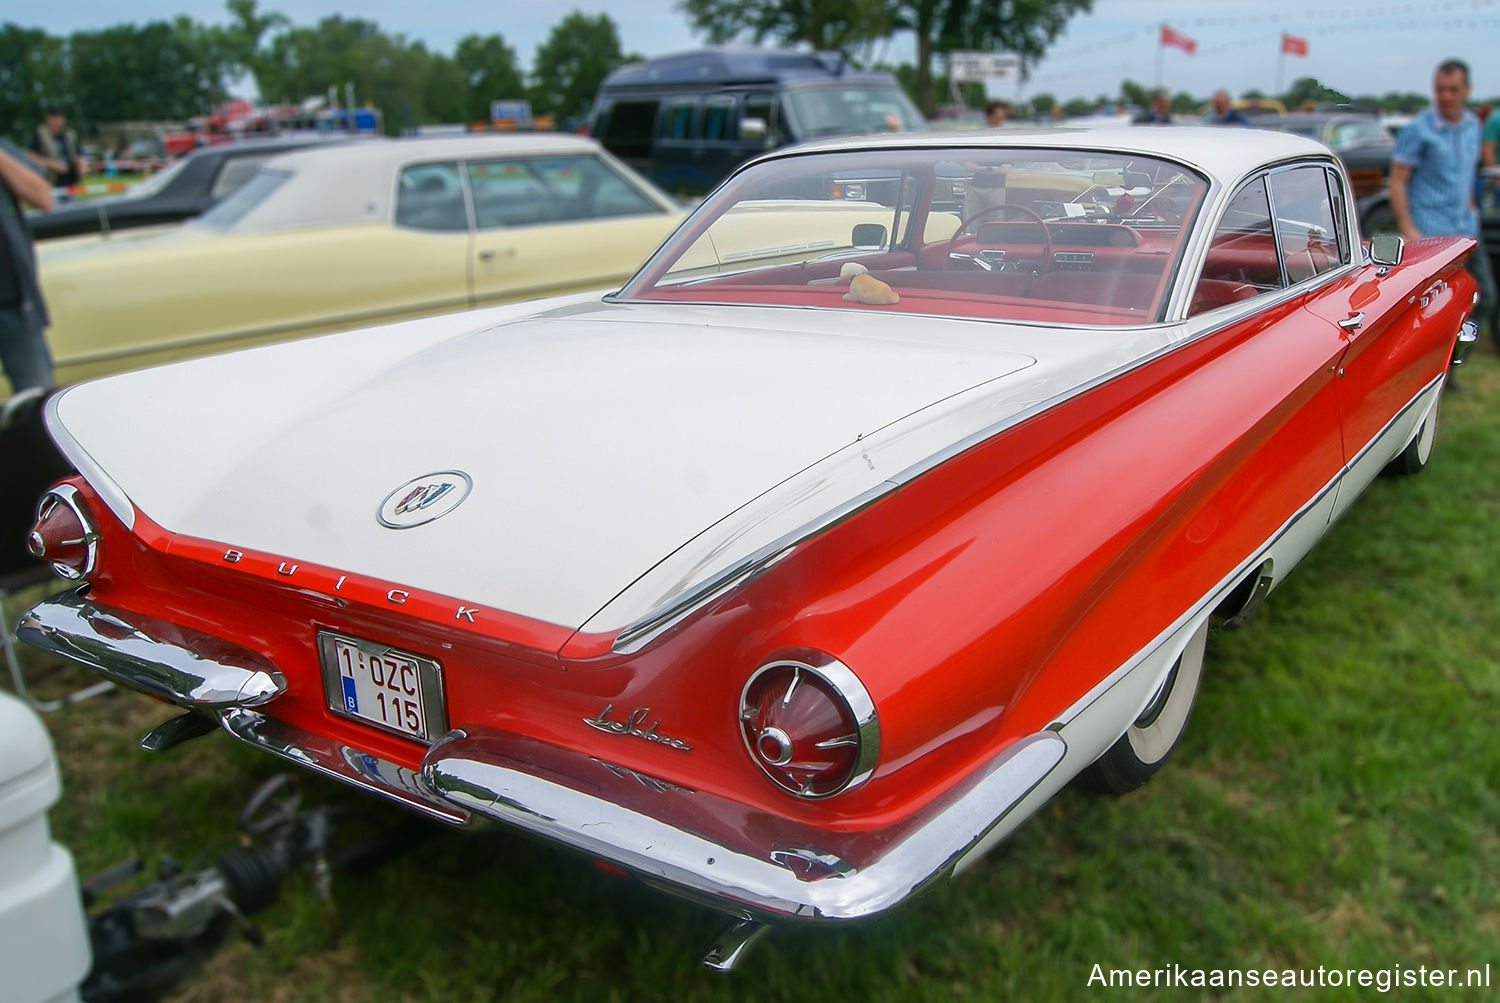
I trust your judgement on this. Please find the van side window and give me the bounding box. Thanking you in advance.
[703,96,736,141]
[667,98,698,140]
[601,101,659,161]
[743,93,787,144]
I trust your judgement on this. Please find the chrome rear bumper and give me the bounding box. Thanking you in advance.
[18,592,1065,925]
[17,592,284,708]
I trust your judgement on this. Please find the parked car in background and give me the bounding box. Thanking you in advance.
[590,47,924,195]
[19,129,1477,967]
[1263,111,1397,236]
[27,136,363,240]
[7,134,681,396]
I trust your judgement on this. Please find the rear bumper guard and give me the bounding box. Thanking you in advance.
[17,592,284,708]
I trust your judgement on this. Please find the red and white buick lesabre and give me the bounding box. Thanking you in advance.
[20,128,1478,969]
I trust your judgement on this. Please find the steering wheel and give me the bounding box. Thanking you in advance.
[944,202,1052,274]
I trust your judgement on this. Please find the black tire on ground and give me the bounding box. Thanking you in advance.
[1083,618,1209,795]
[1384,393,1440,476]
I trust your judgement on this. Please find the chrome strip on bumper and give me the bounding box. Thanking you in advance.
[17,592,285,708]
[219,709,469,826]
[422,726,1065,923]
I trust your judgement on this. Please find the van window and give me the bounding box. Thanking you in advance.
[785,86,925,138]
[601,100,659,161]
[667,98,698,140]
[743,93,788,145]
[703,96,736,141]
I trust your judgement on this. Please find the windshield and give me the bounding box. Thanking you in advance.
[620,147,1209,326]
[196,169,291,231]
[785,86,926,138]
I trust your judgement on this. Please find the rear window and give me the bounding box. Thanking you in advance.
[622,147,1208,327]
[197,169,291,230]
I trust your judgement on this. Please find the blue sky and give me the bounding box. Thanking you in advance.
[13,0,1500,103]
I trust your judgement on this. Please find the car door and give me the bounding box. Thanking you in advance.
[1289,163,1454,514]
[467,153,677,307]
[1186,171,1348,560]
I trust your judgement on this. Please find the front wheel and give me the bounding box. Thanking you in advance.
[1083,618,1209,795]
[1384,393,1440,476]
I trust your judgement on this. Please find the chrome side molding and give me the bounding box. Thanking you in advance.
[17,592,285,709]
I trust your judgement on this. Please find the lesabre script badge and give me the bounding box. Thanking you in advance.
[377,471,473,529]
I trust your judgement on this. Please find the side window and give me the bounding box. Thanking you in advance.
[210,156,267,200]
[743,93,789,145]
[666,98,698,140]
[702,96,736,141]
[468,156,662,229]
[599,100,659,161]
[1323,166,1352,265]
[1191,177,1285,315]
[1269,165,1342,283]
[394,162,468,231]
[468,159,555,228]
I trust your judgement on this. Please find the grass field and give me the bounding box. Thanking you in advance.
[9,346,1499,1002]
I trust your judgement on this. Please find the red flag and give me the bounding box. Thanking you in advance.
[1281,33,1309,57]
[1160,25,1197,55]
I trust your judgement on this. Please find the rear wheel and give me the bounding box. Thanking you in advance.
[1084,619,1209,795]
[1384,394,1440,476]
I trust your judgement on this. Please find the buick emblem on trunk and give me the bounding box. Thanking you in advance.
[377,471,473,529]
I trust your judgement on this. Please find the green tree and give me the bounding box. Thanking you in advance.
[529,12,632,121]
[1060,96,1093,117]
[678,0,890,53]
[888,0,1092,114]
[1170,91,1197,114]
[68,19,238,125]
[1029,91,1055,115]
[1118,78,1151,110]
[0,24,67,143]
[454,33,525,123]
[225,0,289,88]
[256,16,444,132]
[1280,76,1349,110]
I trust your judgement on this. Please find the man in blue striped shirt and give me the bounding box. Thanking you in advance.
[1390,59,1496,366]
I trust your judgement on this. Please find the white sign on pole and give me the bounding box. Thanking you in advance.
[949,51,1021,81]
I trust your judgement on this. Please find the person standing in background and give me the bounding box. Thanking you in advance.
[1390,59,1496,361]
[985,100,1010,128]
[29,106,82,191]
[1209,90,1248,125]
[0,138,54,393]
[1134,89,1173,125]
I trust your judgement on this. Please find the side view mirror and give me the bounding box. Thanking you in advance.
[1369,232,1403,267]
[740,117,767,141]
[851,223,888,249]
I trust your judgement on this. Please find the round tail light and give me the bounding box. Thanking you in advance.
[739,655,879,799]
[28,484,100,581]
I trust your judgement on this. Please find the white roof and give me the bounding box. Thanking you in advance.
[222,133,674,231]
[759,125,1336,188]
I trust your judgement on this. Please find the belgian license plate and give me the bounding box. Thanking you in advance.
[318,631,445,742]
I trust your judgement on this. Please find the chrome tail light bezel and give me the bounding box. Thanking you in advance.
[28,483,101,581]
[738,652,881,800]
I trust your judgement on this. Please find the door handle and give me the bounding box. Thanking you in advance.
[477,248,516,263]
[1337,312,1364,332]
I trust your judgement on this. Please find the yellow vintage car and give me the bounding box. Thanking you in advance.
[16,134,682,394]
